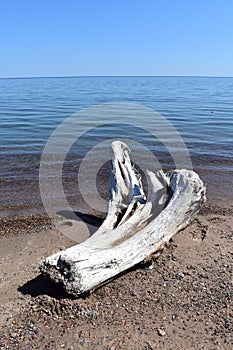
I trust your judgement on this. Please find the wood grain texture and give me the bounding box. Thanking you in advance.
[40,141,206,297]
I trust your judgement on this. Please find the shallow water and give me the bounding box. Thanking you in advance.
[0,76,232,216]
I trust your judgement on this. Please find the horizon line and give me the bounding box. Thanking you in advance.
[1,74,233,80]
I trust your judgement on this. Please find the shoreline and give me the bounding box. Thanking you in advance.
[0,169,233,241]
[1,160,233,230]
[1,195,233,238]
[1,152,233,221]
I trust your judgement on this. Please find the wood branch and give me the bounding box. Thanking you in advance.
[40,141,206,297]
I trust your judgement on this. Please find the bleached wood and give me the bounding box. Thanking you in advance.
[40,141,206,296]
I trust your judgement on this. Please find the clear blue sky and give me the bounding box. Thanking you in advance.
[1,0,233,78]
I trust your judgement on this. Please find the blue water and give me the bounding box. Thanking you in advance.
[0,76,232,213]
[0,76,232,157]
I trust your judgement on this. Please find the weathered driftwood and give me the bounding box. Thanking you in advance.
[40,141,206,297]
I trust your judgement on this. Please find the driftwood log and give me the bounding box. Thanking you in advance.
[40,141,206,297]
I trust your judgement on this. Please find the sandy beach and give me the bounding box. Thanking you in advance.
[0,195,232,349]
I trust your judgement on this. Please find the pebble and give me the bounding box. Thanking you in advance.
[10,332,18,338]
[86,310,97,317]
[157,328,166,336]
[177,273,185,278]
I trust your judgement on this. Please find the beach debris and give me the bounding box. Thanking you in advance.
[40,141,206,297]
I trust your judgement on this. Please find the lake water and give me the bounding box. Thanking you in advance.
[0,76,232,216]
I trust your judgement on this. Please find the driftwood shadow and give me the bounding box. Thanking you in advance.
[18,274,75,300]
[57,210,104,226]
[74,211,105,227]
